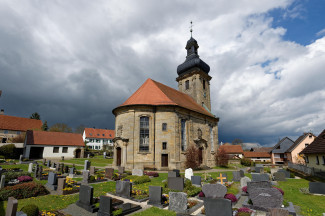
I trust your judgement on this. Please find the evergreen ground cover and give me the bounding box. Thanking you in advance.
[59,155,113,167]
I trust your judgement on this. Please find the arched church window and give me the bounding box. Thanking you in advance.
[203,80,206,89]
[185,80,189,90]
[139,116,149,152]
[181,119,187,151]
[210,126,214,152]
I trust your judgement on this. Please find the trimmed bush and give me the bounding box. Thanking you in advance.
[5,171,32,183]
[17,176,33,182]
[241,158,252,166]
[123,175,151,185]
[144,171,159,177]
[20,204,39,216]
[0,144,16,158]
[89,176,96,181]
[198,191,205,197]
[0,182,49,201]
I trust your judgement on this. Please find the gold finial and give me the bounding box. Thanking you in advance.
[189,21,194,37]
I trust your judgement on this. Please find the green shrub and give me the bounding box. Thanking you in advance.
[163,180,168,188]
[0,144,16,158]
[5,171,32,183]
[89,176,96,181]
[122,175,151,185]
[20,204,39,216]
[240,158,252,166]
[0,182,49,201]
[0,155,5,159]
[184,185,201,197]
[184,179,192,188]
[290,172,295,178]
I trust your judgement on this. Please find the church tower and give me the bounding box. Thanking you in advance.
[176,36,212,111]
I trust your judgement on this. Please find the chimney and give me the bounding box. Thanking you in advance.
[0,109,4,115]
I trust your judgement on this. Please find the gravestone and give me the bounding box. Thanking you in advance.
[46,172,58,190]
[168,192,187,213]
[37,166,43,180]
[252,173,270,182]
[232,171,241,182]
[64,166,69,173]
[6,197,19,216]
[278,169,290,178]
[247,181,271,194]
[98,195,112,216]
[42,158,46,165]
[118,166,124,174]
[103,152,106,159]
[55,163,59,172]
[84,160,91,171]
[168,177,184,191]
[273,172,286,181]
[82,170,90,184]
[239,169,245,177]
[240,176,251,188]
[60,163,65,173]
[191,176,201,186]
[250,167,256,172]
[249,188,283,209]
[76,185,96,212]
[269,208,289,216]
[309,182,325,195]
[203,197,232,216]
[202,183,227,198]
[34,164,39,178]
[270,168,278,175]
[46,160,51,168]
[132,168,143,176]
[105,168,114,179]
[173,169,180,177]
[28,163,33,173]
[217,173,228,184]
[57,178,66,194]
[148,186,163,207]
[90,166,95,175]
[51,162,55,168]
[168,171,177,178]
[185,168,193,180]
[255,167,263,173]
[0,175,5,189]
[69,167,75,178]
[19,155,23,164]
[256,164,263,167]
[116,180,132,198]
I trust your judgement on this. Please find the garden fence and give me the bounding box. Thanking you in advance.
[288,162,325,179]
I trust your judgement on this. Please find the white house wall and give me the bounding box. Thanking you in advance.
[25,145,78,159]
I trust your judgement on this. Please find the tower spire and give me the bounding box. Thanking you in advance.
[190,21,193,37]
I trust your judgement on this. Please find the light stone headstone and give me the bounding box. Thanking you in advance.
[202,183,227,198]
[204,197,232,216]
[247,181,271,194]
[6,197,18,216]
[232,171,241,182]
[240,176,251,188]
[19,155,23,163]
[270,168,278,175]
[118,166,124,174]
[132,168,143,176]
[105,168,114,179]
[0,175,5,189]
[90,166,95,175]
[57,178,66,194]
[249,188,283,209]
[252,173,270,182]
[269,208,289,216]
[28,163,33,173]
[239,169,245,177]
[82,170,90,184]
[69,167,75,178]
[185,168,193,180]
[273,172,286,181]
[168,192,187,213]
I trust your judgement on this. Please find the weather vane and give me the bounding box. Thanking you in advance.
[190,21,194,37]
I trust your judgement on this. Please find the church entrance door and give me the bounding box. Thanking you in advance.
[116,147,122,166]
[161,154,168,167]
[198,147,203,165]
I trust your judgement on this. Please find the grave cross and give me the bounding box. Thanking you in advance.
[217,173,226,185]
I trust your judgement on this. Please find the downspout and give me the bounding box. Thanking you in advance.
[153,107,156,169]
[133,109,136,169]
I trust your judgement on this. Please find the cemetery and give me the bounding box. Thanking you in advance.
[0,159,324,216]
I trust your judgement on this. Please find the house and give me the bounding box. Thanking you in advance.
[83,128,115,150]
[300,129,325,172]
[285,132,316,164]
[243,151,271,162]
[219,145,244,159]
[24,130,85,159]
[112,36,219,170]
[270,137,294,164]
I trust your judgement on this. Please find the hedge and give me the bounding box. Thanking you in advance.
[0,182,49,201]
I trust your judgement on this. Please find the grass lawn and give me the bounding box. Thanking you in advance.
[59,155,113,167]
[277,179,325,215]
[1,164,29,171]
[132,207,176,216]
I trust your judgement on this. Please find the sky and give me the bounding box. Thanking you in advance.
[0,0,325,147]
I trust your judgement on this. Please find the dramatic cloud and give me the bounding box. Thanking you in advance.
[0,0,324,146]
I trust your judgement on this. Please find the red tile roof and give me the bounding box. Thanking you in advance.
[0,115,42,131]
[300,129,325,154]
[26,130,84,147]
[219,145,244,154]
[114,79,216,118]
[84,128,115,139]
[244,151,271,158]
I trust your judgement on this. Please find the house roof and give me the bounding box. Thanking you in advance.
[271,137,295,154]
[113,78,216,118]
[0,115,42,132]
[286,132,315,153]
[251,147,273,152]
[84,128,115,139]
[26,130,84,147]
[219,145,244,154]
[244,151,271,158]
[300,129,325,154]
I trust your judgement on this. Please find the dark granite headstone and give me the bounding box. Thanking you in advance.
[6,197,18,216]
[168,171,177,178]
[70,167,75,174]
[97,196,112,216]
[76,185,96,212]
[256,164,263,167]
[249,188,283,209]
[0,175,5,189]
[105,168,114,179]
[46,172,58,190]
[191,176,201,186]
[239,169,245,177]
[309,182,325,195]
[273,172,286,181]
[19,155,23,163]
[278,169,290,178]
[168,177,184,191]
[118,166,124,174]
[168,192,187,213]
[148,186,163,207]
[255,167,263,173]
[232,171,241,182]
[202,183,227,198]
[46,160,51,168]
[64,166,69,173]
[60,163,64,173]
[37,166,43,180]
[203,197,232,216]
[84,160,91,171]
[42,159,46,165]
[252,173,270,182]
[247,181,272,194]
[116,180,132,198]
[173,169,180,177]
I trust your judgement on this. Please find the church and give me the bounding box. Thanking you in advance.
[112,36,219,170]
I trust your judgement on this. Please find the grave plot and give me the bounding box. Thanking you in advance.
[57,177,81,195]
[168,192,203,214]
[111,180,150,202]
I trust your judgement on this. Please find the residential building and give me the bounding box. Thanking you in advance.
[83,128,115,150]
[112,36,219,170]
[270,137,294,164]
[24,130,84,159]
[243,151,271,162]
[219,145,244,159]
[285,132,316,164]
[300,129,325,172]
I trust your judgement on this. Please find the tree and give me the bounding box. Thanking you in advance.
[49,123,72,133]
[215,147,229,167]
[30,112,41,120]
[185,145,200,169]
[42,121,49,131]
[232,138,243,147]
[75,124,86,134]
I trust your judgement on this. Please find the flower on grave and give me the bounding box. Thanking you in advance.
[198,191,205,197]
[242,186,247,193]
[237,207,253,214]
[224,193,237,203]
